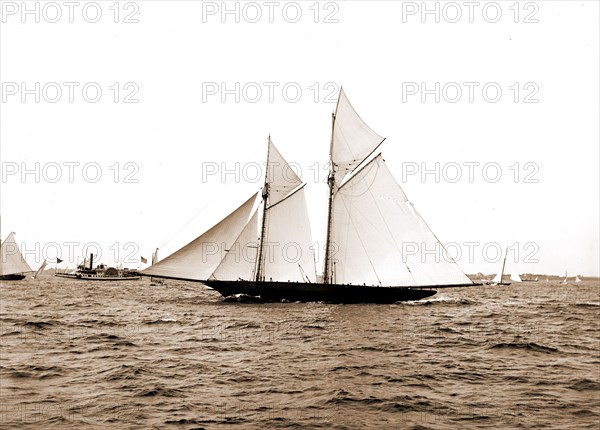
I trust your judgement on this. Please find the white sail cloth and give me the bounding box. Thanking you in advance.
[266,138,303,205]
[211,209,259,281]
[330,155,471,287]
[262,186,316,282]
[332,88,385,185]
[0,233,32,276]
[142,193,258,281]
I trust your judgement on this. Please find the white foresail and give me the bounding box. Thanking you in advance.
[211,209,259,281]
[0,233,33,276]
[142,193,258,281]
[267,138,303,205]
[330,155,471,287]
[251,138,315,283]
[332,88,385,185]
[262,186,317,282]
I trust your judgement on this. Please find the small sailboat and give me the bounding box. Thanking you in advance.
[142,89,477,303]
[31,259,48,279]
[560,271,568,284]
[575,275,582,283]
[492,247,511,286]
[0,232,33,280]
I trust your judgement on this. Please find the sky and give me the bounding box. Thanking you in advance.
[1,1,598,277]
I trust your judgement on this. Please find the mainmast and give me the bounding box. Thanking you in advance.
[323,112,336,284]
[255,136,271,282]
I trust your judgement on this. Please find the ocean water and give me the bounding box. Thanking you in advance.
[1,276,598,429]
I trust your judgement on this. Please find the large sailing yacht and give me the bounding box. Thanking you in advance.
[142,89,476,303]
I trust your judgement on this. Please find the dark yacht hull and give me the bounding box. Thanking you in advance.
[202,280,439,304]
[0,274,27,281]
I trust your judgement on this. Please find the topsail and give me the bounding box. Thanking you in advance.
[331,88,385,185]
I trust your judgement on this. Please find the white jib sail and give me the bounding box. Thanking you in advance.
[211,209,259,281]
[330,155,472,287]
[142,193,258,281]
[33,259,48,279]
[492,247,508,284]
[0,232,33,276]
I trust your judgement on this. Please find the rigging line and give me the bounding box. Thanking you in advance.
[365,159,419,286]
[337,154,381,194]
[156,200,211,250]
[339,193,382,287]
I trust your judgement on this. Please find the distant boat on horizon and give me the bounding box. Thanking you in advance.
[560,271,568,284]
[492,247,511,286]
[0,232,33,281]
[56,253,140,281]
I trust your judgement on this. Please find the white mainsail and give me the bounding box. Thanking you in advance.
[0,232,33,276]
[32,259,48,279]
[492,247,508,284]
[331,88,385,185]
[142,193,258,281]
[262,186,317,283]
[330,155,471,286]
[575,275,582,283]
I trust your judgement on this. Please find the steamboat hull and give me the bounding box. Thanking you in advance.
[203,280,439,304]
